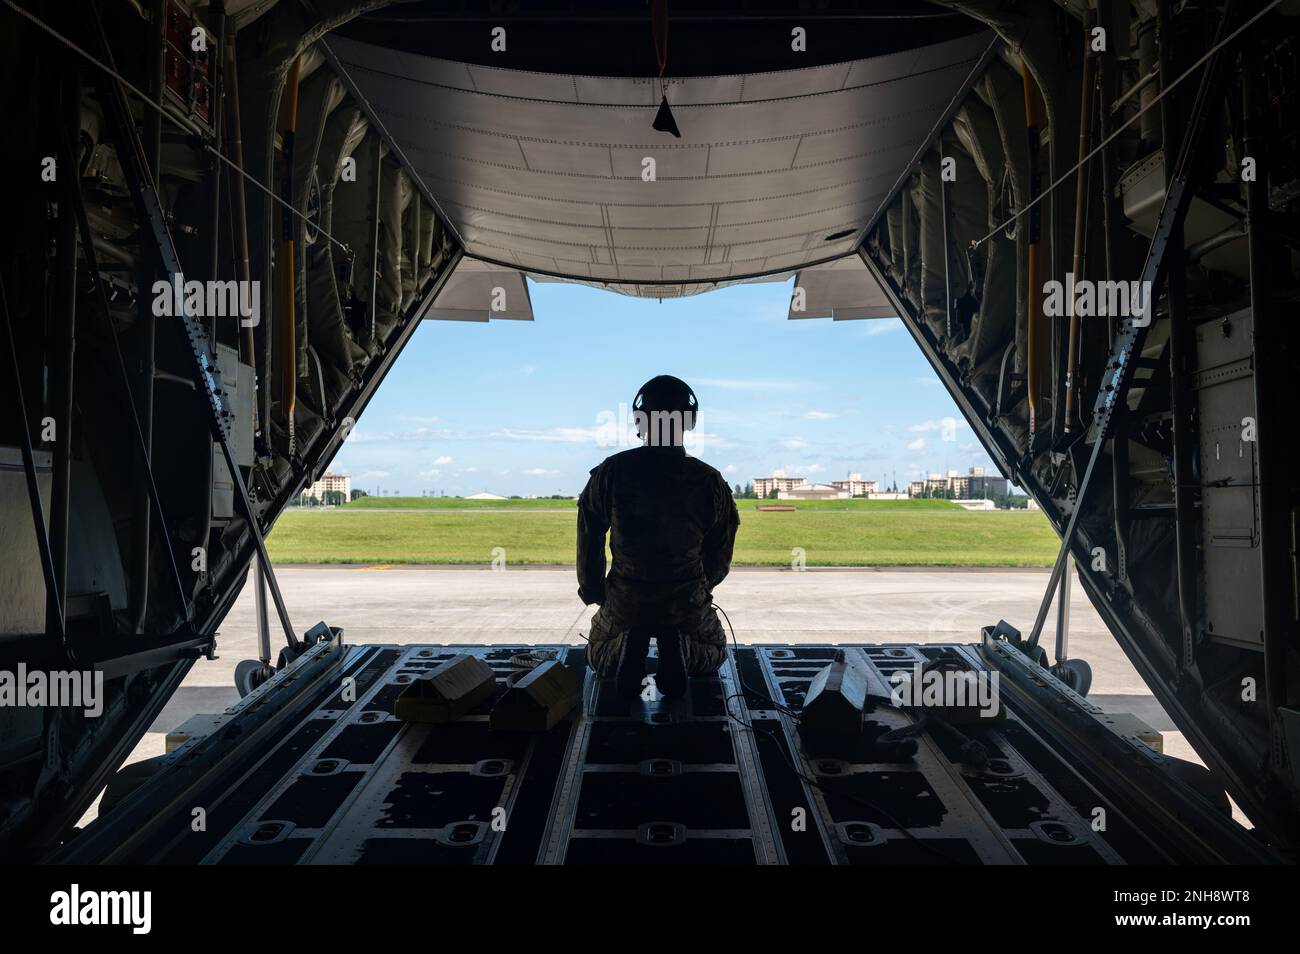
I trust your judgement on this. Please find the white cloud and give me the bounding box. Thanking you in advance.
[696,377,800,391]
[803,410,834,420]
[781,437,807,450]
[722,464,738,474]
[909,416,966,441]
[358,470,391,479]
[348,426,453,444]
[524,467,559,477]
[907,438,926,451]
[463,466,478,473]
[864,318,903,337]
[491,422,734,452]
[484,365,540,383]
[489,426,603,444]
[433,455,454,465]
[694,407,749,426]
[807,463,824,474]
[685,431,736,450]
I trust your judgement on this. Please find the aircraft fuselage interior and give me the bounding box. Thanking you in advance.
[1,0,1298,870]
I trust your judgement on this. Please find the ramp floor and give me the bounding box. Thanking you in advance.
[106,643,1187,864]
[98,647,1190,868]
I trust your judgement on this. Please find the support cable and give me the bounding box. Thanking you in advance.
[0,277,66,641]
[969,0,1282,251]
[78,1,299,649]
[61,120,195,628]
[1,0,355,260]
[1026,0,1243,649]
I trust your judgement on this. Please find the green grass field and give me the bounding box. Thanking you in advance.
[334,496,961,511]
[339,496,577,510]
[734,497,960,511]
[267,501,1057,567]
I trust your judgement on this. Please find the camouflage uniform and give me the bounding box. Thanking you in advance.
[577,445,740,676]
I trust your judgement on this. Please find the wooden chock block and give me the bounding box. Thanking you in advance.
[801,651,868,735]
[395,653,497,723]
[490,661,582,732]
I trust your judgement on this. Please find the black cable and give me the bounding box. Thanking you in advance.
[713,602,802,719]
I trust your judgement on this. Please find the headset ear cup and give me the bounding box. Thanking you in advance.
[632,390,646,439]
[632,378,698,436]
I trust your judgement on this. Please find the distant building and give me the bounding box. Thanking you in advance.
[830,473,879,497]
[908,467,1007,499]
[465,491,507,500]
[966,470,1008,498]
[304,470,351,502]
[953,498,996,511]
[778,483,850,501]
[753,469,808,498]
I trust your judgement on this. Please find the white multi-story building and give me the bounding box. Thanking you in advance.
[830,473,879,497]
[907,466,1008,499]
[753,470,807,498]
[304,470,351,502]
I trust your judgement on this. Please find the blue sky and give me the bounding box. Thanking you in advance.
[332,277,995,496]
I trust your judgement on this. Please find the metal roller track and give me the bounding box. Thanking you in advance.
[69,643,1272,865]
